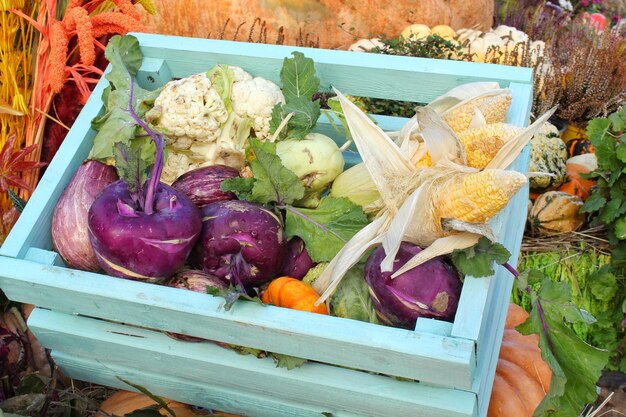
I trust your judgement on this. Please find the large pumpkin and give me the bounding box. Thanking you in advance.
[97,391,244,417]
[488,304,552,417]
[141,0,493,49]
[529,191,586,235]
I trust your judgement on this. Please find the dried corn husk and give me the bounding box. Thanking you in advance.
[314,83,555,303]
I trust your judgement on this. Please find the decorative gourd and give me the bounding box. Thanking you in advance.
[487,304,552,417]
[528,127,568,191]
[141,0,494,50]
[262,276,329,315]
[566,137,595,158]
[529,191,586,235]
[557,154,598,201]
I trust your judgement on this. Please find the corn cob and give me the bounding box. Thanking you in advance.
[457,123,524,168]
[442,93,512,132]
[434,169,526,223]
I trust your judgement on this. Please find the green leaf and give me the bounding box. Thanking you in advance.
[221,177,255,201]
[582,192,606,214]
[588,269,618,301]
[284,196,369,262]
[239,139,304,205]
[7,188,26,213]
[88,35,161,162]
[270,353,307,370]
[14,374,49,395]
[616,143,626,163]
[600,197,626,223]
[449,237,511,277]
[124,409,164,417]
[280,51,320,101]
[615,216,626,240]
[113,142,149,194]
[283,98,321,140]
[116,378,177,417]
[329,264,378,323]
[516,275,609,417]
[206,285,264,311]
[607,107,626,132]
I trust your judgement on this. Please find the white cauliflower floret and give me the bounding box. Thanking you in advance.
[231,77,285,139]
[161,153,197,185]
[145,73,228,146]
[228,65,253,82]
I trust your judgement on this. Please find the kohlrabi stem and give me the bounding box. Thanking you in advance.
[270,112,295,142]
[503,262,519,277]
[503,261,555,353]
[277,204,345,243]
[128,78,164,215]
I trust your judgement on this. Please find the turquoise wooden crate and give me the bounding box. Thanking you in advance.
[0,33,534,417]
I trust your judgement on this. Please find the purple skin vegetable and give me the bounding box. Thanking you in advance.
[365,242,462,329]
[51,160,118,271]
[279,237,316,279]
[171,164,240,208]
[190,200,287,289]
[88,81,202,281]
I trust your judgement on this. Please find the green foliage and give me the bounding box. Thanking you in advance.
[328,263,378,323]
[515,271,609,417]
[88,35,161,163]
[515,247,626,371]
[358,34,466,118]
[449,237,512,278]
[269,52,321,140]
[113,142,150,195]
[221,138,305,205]
[284,196,369,263]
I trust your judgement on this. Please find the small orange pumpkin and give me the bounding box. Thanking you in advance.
[262,277,329,315]
[487,304,552,417]
[557,154,597,201]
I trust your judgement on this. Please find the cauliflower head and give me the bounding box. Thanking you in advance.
[145,65,284,184]
[145,73,228,148]
[232,76,285,139]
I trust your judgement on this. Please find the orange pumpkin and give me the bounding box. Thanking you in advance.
[97,391,245,417]
[141,0,494,49]
[262,277,329,314]
[97,391,199,417]
[487,304,552,417]
[557,154,597,201]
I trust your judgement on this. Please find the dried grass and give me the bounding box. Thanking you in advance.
[521,225,612,255]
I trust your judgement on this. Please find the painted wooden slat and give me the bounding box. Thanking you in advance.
[134,34,532,103]
[472,81,534,416]
[31,309,478,417]
[0,255,475,389]
[449,81,534,342]
[0,78,108,259]
[25,247,64,266]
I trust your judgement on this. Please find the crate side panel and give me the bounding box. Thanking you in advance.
[53,353,356,417]
[134,34,532,102]
[1,258,474,388]
[0,81,107,259]
[34,310,478,417]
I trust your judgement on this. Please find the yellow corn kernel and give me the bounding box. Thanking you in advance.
[443,93,512,133]
[457,123,524,168]
[414,151,433,167]
[434,169,526,223]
